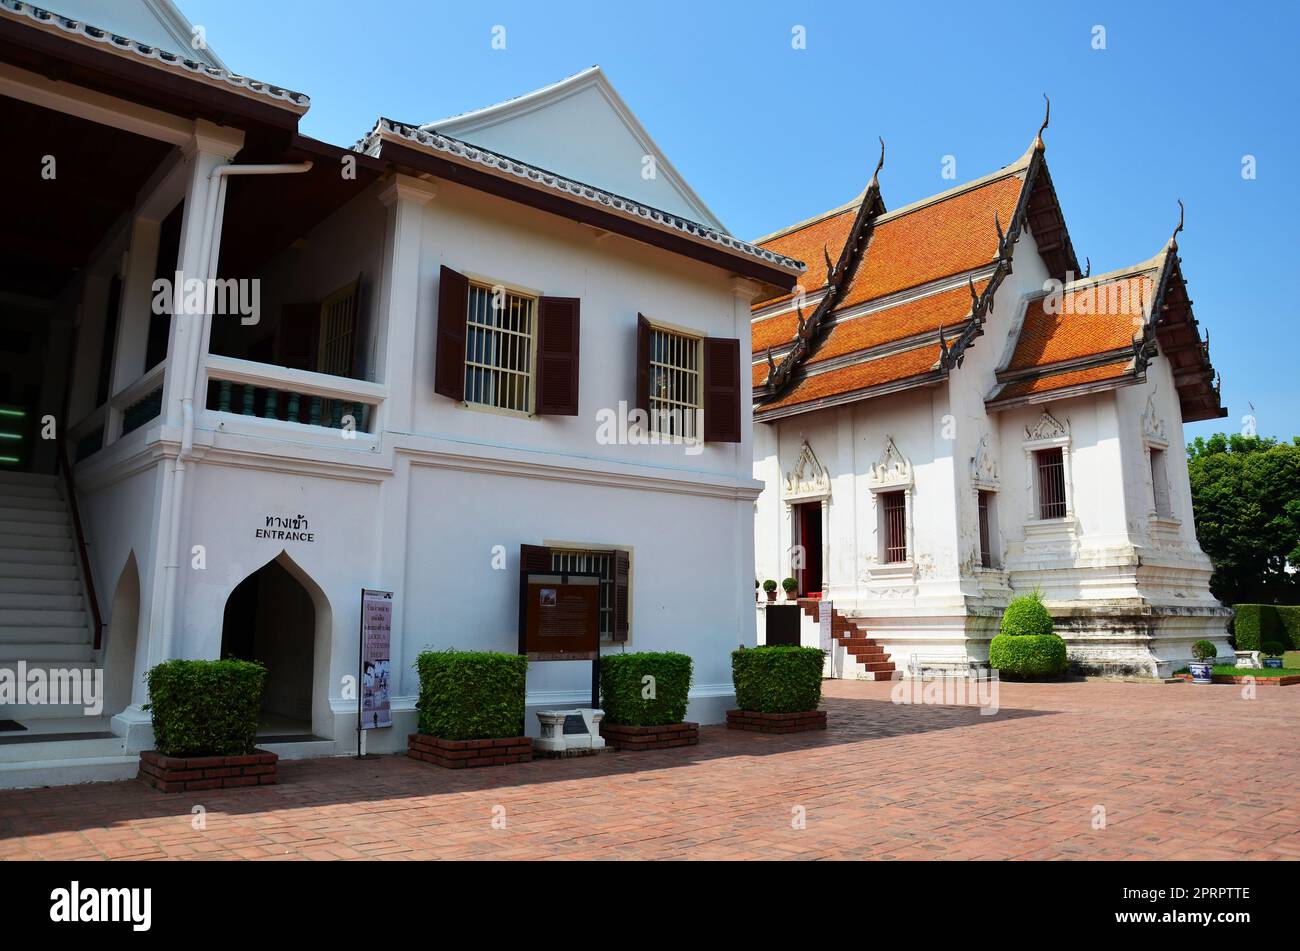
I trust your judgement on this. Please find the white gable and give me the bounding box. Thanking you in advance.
[42,0,225,68]
[422,67,727,232]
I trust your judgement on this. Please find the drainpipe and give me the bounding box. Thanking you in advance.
[158,160,313,662]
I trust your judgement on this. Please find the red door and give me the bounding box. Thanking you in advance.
[795,502,823,598]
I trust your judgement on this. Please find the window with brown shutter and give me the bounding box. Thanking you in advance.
[434,265,468,401]
[635,313,651,415]
[613,549,630,643]
[703,336,741,443]
[536,296,580,415]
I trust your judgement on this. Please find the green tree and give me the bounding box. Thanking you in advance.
[1186,433,1300,605]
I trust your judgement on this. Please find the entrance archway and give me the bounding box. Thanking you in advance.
[103,553,141,717]
[220,552,330,738]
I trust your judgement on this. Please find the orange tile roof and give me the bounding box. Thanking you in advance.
[758,343,942,413]
[837,174,1024,309]
[753,205,859,307]
[751,310,799,354]
[807,280,988,366]
[997,360,1132,399]
[1008,273,1153,371]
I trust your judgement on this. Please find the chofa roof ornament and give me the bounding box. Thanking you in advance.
[1033,93,1050,151]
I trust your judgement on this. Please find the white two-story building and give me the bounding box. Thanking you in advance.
[0,0,801,785]
[751,120,1231,679]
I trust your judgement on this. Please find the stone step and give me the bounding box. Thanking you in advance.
[0,547,77,566]
[0,490,64,509]
[0,518,69,539]
[0,593,83,611]
[859,660,896,673]
[0,470,57,488]
[0,562,79,582]
[0,609,89,629]
[0,624,90,643]
[0,642,94,662]
[0,533,72,552]
[0,506,67,525]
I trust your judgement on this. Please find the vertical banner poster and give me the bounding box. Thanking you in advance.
[818,600,833,652]
[360,589,393,729]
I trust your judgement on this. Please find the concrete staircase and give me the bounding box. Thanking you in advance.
[0,471,140,787]
[797,599,898,681]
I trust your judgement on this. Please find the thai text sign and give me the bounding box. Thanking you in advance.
[360,589,392,729]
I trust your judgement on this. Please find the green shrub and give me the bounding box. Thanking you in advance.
[762,579,777,593]
[1274,606,1300,649]
[781,577,798,593]
[1000,592,1054,637]
[731,645,824,713]
[145,659,266,757]
[1261,641,1285,657]
[599,652,692,726]
[1191,639,1218,661]
[1233,604,1274,652]
[415,650,526,740]
[988,634,1068,678]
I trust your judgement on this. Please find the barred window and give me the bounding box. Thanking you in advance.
[978,490,997,568]
[881,490,907,564]
[648,326,701,439]
[1150,447,1171,516]
[1036,447,1067,519]
[550,549,616,639]
[464,283,535,413]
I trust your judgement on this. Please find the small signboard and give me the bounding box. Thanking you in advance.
[359,589,392,730]
[520,573,600,660]
[818,600,833,652]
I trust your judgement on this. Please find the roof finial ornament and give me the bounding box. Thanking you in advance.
[968,274,980,314]
[766,347,776,374]
[994,211,1005,255]
[1033,93,1050,151]
[870,136,885,188]
[1083,256,1091,278]
[823,244,835,283]
[1169,198,1184,250]
[938,324,950,369]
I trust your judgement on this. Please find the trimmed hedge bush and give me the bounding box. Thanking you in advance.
[1261,641,1286,657]
[415,650,526,740]
[1233,604,1300,652]
[145,659,266,757]
[731,645,825,713]
[1000,592,1054,637]
[988,634,1068,678]
[1191,639,1218,661]
[599,651,693,726]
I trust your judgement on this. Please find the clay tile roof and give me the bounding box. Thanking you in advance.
[1008,271,1154,371]
[837,173,1024,309]
[751,361,770,388]
[752,204,860,307]
[757,342,943,414]
[807,280,988,366]
[996,359,1133,399]
[751,310,800,355]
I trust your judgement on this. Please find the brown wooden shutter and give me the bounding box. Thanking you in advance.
[519,544,553,574]
[635,313,651,414]
[518,543,553,654]
[435,265,468,401]
[703,336,741,443]
[536,296,580,415]
[612,550,630,642]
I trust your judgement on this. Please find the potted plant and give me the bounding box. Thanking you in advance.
[762,579,778,602]
[409,650,530,767]
[139,659,277,793]
[1262,641,1286,669]
[1188,640,1217,684]
[728,645,828,732]
[598,651,698,750]
[755,579,760,602]
[782,577,799,600]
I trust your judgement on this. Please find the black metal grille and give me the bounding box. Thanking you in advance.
[882,490,907,563]
[978,491,993,568]
[1036,447,1067,519]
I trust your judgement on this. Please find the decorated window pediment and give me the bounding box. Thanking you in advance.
[783,438,830,501]
[1141,389,1168,446]
[1024,408,1070,446]
[868,436,912,490]
[972,434,999,488]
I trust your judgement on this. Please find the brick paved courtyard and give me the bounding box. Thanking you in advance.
[1,680,1297,860]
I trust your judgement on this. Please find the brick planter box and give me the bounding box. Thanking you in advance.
[1176,673,1300,686]
[407,733,532,769]
[599,721,699,751]
[726,709,826,734]
[139,749,277,793]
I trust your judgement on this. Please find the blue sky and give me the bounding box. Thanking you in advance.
[183,0,1297,444]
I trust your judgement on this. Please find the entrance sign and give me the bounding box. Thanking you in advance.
[819,600,835,677]
[359,589,392,732]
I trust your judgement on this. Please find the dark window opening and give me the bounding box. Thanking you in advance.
[881,490,907,564]
[1036,447,1067,519]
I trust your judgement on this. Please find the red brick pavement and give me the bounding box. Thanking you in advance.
[1,680,1297,860]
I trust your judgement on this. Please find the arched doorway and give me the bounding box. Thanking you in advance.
[220,552,327,737]
[103,553,141,717]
